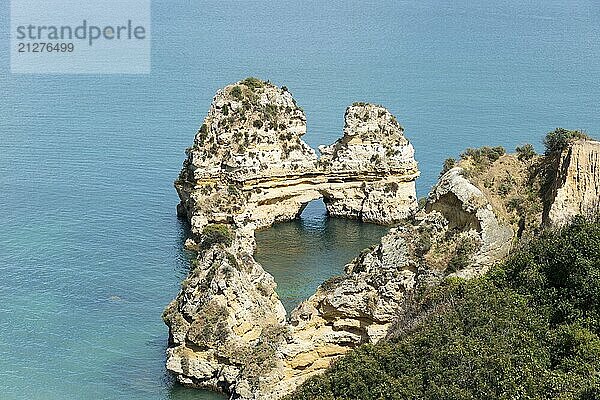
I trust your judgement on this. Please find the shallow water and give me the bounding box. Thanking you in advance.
[1,0,600,399]
[255,201,389,314]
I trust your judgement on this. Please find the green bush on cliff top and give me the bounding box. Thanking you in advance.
[543,128,589,155]
[460,146,505,165]
[288,217,600,400]
[241,77,265,90]
[200,224,233,249]
[515,143,536,161]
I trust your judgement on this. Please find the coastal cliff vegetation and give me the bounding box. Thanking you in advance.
[289,217,600,400]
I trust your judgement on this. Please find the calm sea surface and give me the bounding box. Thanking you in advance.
[1,1,599,399]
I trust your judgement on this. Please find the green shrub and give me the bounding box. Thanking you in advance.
[446,236,478,272]
[230,85,243,100]
[227,184,239,196]
[543,128,589,155]
[460,146,505,171]
[493,216,600,328]
[196,123,209,144]
[440,157,456,177]
[289,280,550,400]
[263,103,279,125]
[414,230,432,257]
[497,180,514,196]
[187,302,230,346]
[461,146,505,163]
[241,77,265,90]
[494,173,516,196]
[506,196,524,212]
[516,143,536,161]
[200,224,233,249]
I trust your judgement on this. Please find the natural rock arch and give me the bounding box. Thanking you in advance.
[175,79,420,238]
[165,79,422,398]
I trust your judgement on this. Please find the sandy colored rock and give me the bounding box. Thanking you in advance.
[166,79,421,399]
[546,139,600,227]
[175,83,419,234]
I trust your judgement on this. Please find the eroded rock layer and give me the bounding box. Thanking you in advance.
[546,139,600,226]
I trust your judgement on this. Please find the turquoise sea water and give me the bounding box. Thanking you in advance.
[1,1,600,399]
[255,201,389,314]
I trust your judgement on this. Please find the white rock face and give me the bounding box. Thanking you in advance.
[426,167,514,274]
[546,139,600,227]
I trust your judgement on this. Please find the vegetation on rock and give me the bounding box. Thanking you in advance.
[241,77,266,90]
[439,157,457,177]
[200,224,233,249]
[231,85,244,100]
[460,146,505,170]
[543,128,590,155]
[515,143,536,161]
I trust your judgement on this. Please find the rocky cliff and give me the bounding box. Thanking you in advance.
[545,139,600,227]
[165,78,600,399]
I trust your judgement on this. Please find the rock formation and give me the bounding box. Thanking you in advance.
[545,139,600,227]
[426,167,514,275]
[164,78,421,398]
[165,78,600,399]
[174,79,419,237]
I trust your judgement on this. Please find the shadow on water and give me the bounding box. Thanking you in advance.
[174,216,198,278]
[254,199,390,314]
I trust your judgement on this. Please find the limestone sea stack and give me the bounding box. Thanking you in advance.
[164,78,421,398]
[174,78,420,238]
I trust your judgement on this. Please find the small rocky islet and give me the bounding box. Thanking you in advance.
[162,78,600,399]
